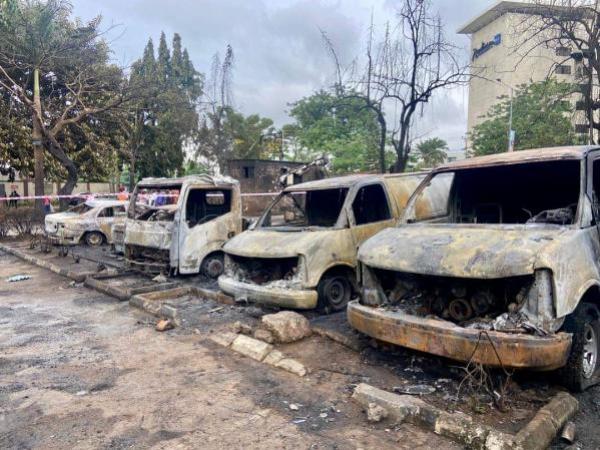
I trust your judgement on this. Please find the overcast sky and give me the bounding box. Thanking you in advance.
[71,0,498,151]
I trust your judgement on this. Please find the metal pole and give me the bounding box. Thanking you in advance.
[508,86,514,152]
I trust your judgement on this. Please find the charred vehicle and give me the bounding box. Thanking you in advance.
[348,146,600,390]
[124,175,242,277]
[44,200,128,246]
[219,173,433,312]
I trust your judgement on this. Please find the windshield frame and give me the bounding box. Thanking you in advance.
[256,188,350,231]
[401,157,586,229]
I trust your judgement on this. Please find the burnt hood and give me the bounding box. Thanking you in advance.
[224,229,337,259]
[358,224,569,278]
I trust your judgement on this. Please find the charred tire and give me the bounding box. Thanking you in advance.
[317,275,352,313]
[558,304,600,392]
[201,253,225,279]
[84,231,105,247]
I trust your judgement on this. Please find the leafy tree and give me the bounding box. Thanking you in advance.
[286,90,386,173]
[121,32,203,186]
[415,138,448,167]
[0,0,132,206]
[469,80,578,156]
[226,111,276,159]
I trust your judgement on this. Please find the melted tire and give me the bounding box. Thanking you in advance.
[558,304,600,392]
[317,275,352,314]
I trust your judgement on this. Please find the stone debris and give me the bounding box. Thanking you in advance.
[7,274,32,283]
[232,321,253,335]
[261,311,312,343]
[274,358,307,377]
[289,403,300,411]
[253,328,275,344]
[393,384,436,395]
[155,319,174,332]
[366,402,388,422]
[152,274,168,283]
[230,334,273,361]
[244,306,265,318]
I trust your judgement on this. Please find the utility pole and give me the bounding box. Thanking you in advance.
[496,78,515,152]
[32,67,45,209]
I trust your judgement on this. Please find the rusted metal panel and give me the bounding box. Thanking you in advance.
[347,301,572,370]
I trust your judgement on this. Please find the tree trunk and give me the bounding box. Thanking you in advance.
[376,111,387,174]
[129,153,136,192]
[32,67,45,210]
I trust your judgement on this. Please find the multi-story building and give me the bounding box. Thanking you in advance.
[458,1,593,148]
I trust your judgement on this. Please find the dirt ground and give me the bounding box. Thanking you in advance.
[1,243,599,449]
[0,251,457,449]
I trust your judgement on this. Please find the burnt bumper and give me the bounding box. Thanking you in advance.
[347,301,572,371]
[218,275,318,309]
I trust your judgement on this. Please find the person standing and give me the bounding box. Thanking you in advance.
[9,188,19,208]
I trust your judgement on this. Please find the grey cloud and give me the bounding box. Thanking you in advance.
[71,0,496,151]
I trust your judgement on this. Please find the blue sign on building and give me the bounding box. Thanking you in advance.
[472,34,502,60]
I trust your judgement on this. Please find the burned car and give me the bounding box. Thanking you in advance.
[348,146,600,390]
[219,173,433,312]
[44,200,128,246]
[124,175,242,277]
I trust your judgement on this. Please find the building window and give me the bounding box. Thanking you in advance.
[243,166,255,178]
[576,100,587,111]
[556,46,571,57]
[576,124,589,134]
[555,64,572,75]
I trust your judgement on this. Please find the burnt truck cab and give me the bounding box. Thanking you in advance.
[218,173,429,312]
[124,175,242,277]
[44,200,128,246]
[349,146,600,390]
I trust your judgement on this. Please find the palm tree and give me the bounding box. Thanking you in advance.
[416,138,448,167]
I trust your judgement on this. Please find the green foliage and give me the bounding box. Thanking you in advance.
[415,137,448,167]
[469,80,578,156]
[125,32,203,180]
[286,90,384,173]
[226,111,276,159]
[0,0,129,187]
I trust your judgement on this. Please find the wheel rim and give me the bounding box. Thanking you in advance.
[88,234,102,246]
[326,278,348,308]
[583,323,598,379]
[205,259,224,278]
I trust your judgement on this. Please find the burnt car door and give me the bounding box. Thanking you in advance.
[347,182,396,249]
[177,186,235,274]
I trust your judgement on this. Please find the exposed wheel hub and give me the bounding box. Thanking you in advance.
[205,258,224,278]
[583,323,598,379]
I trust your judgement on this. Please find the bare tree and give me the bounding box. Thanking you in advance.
[196,45,235,173]
[323,0,467,173]
[382,0,468,172]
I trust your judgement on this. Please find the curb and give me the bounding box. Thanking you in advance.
[352,383,579,450]
[0,242,106,282]
[84,272,179,302]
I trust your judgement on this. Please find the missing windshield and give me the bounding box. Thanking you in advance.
[261,188,349,229]
[410,160,581,225]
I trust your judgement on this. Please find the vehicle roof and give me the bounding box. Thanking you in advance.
[435,146,599,172]
[285,172,427,191]
[136,174,238,188]
[85,200,128,208]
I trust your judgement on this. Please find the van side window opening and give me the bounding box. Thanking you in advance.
[261,188,349,228]
[410,161,581,225]
[352,184,391,225]
[186,189,232,227]
[98,207,114,218]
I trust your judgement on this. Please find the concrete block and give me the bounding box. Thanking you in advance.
[209,332,238,348]
[263,350,284,366]
[230,335,273,361]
